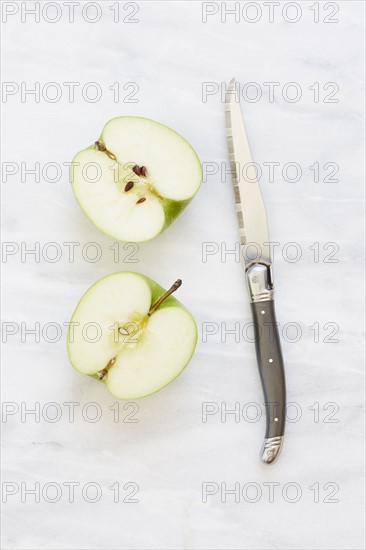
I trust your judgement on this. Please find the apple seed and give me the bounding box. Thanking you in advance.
[124,181,134,192]
[136,197,146,204]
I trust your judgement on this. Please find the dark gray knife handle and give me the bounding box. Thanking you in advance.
[246,263,286,464]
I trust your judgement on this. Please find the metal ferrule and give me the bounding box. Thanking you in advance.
[246,263,274,303]
[261,436,283,464]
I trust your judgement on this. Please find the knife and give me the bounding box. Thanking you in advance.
[225,78,286,464]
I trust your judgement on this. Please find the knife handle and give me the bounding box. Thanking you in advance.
[246,263,286,464]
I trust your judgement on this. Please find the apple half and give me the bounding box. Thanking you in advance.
[67,272,198,399]
[70,117,202,242]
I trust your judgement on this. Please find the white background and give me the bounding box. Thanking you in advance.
[1,1,365,549]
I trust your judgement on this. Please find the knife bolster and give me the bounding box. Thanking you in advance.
[246,263,274,303]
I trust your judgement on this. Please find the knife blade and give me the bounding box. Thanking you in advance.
[225,78,286,464]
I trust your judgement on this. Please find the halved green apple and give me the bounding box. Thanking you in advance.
[70,117,202,242]
[67,272,198,399]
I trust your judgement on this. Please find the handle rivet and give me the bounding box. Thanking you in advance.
[261,310,265,315]
[252,276,258,283]
[274,417,278,422]
[269,358,273,363]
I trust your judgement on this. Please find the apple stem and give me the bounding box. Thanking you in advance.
[97,357,116,381]
[95,140,116,161]
[148,279,182,316]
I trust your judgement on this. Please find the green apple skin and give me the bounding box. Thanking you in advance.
[70,117,202,243]
[67,272,198,400]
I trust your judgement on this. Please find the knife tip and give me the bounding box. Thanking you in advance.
[225,78,237,105]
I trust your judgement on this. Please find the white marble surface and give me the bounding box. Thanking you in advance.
[1,1,365,549]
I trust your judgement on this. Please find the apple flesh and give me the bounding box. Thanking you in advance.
[67,272,197,399]
[70,117,202,242]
